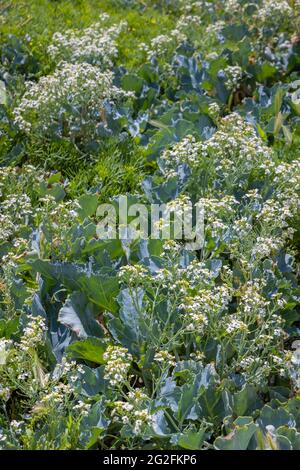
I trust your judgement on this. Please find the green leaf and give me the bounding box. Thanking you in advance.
[177,377,202,423]
[282,125,293,144]
[0,317,19,339]
[75,365,106,397]
[196,364,225,423]
[79,398,109,448]
[108,287,149,356]
[222,24,248,41]
[233,384,263,416]
[78,193,99,220]
[277,427,300,450]
[214,418,257,450]
[58,292,104,339]
[31,260,119,313]
[66,337,107,364]
[47,172,62,184]
[47,184,66,202]
[256,123,267,141]
[274,111,283,135]
[177,430,206,450]
[151,410,171,437]
[122,73,144,94]
[155,376,181,413]
[0,346,9,366]
[257,405,295,429]
[255,63,277,82]
[289,99,300,117]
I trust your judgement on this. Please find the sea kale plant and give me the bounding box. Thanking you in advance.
[0,0,300,451]
[13,63,133,145]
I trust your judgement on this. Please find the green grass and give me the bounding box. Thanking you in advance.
[0,0,173,200]
[0,0,177,71]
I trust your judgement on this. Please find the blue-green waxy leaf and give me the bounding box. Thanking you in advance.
[75,365,106,397]
[108,287,150,356]
[257,405,296,430]
[39,180,65,202]
[195,364,227,423]
[58,292,104,339]
[233,384,263,416]
[177,384,201,422]
[277,427,300,450]
[214,418,257,450]
[151,410,171,437]
[155,377,181,413]
[30,260,119,313]
[79,398,109,448]
[222,24,249,41]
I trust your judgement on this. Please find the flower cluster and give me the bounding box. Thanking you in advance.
[0,386,11,402]
[251,236,282,259]
[208,102,221,120]
[111,389,152,435]
[48,16,126,67]
[0,165,42,247]
[38,383,73,407]
[2,0,300,451]
[139,13,194,61]
[181,285,231,332]
[0,339,13,367]
[238,281,270,319]
[161,135,202,172]
[140,30,185,61]
[225,318,248,335]
[223,0,243,15]
[255,0,294,29]
[161,239,182,258]
[161,113,274,182]
[13,62,132,141]
[202,113,274,177]
[224,65,243,91]
[19,316,47,353]
[154,350,176,367]
[103,345,133,387]
[73,401,91,416]
[118,264,149,285]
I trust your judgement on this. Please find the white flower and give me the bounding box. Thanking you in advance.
[225,318,248,335]
[103,346,132,387]
[224,65,243,91]
[240,356,256,369]
[73,401,91,416]
[154,350,176,367]
[181,285,231,331]
[13,62,132,141]
[118,264,149,284]
[0,386,11,402]
[19,316,47,353]
[256,0,293,28]
[48,16,126,67]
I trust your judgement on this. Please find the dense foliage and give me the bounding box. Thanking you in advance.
[1,0,300,450]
